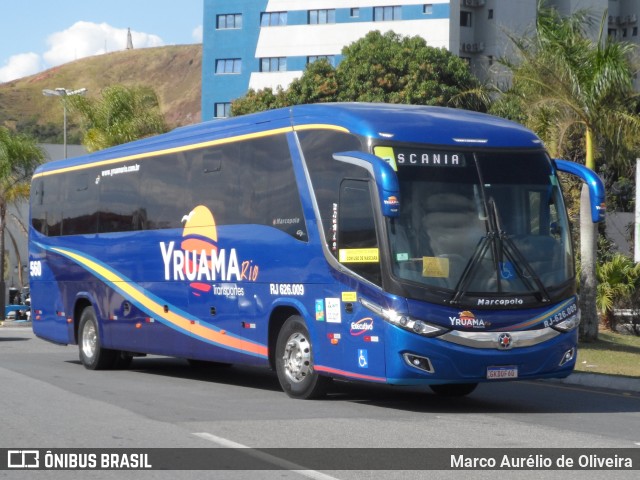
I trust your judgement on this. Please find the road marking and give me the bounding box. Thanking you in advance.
[193,432,341,480]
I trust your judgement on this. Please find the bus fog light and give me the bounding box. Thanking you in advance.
[403,353,434,373]
[559,348,575,366]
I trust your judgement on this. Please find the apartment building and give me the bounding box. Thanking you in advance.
[201,0,640,120]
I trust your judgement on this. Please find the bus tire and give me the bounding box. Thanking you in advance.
[429,383,478,397]
[275,315,329,399]
[78,306,117,370]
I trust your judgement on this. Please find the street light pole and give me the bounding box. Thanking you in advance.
[42,87,87,159]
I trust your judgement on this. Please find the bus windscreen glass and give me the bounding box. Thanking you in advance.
[385,148,573,299]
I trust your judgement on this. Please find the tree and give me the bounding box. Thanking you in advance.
[495,1,640,341]
[0,127,45,318]
[69,85,168,152]
[596,253,640,331]
[230,87,290,117]
[231,31,484,115]
[336,31,481,107]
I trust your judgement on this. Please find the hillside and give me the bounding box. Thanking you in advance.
[0,44,202,136]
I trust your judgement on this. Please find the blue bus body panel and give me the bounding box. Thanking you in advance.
[30,103,583,387]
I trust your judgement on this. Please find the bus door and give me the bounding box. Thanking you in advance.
[328,150,401,380]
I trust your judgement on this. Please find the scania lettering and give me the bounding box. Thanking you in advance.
[29,103,604,399]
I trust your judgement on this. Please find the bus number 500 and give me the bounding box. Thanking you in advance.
[30,260,42,277]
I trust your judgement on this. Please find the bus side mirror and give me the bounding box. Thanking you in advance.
[554,159,606,223]
[332,151,400,218]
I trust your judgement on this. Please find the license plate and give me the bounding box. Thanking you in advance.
[487,366,518,380]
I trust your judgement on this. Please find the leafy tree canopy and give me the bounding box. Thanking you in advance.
[231,30,483,115]
[69,85,168,152]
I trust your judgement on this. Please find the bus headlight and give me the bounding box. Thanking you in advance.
[385,311,449,338]
[359,298,449,338]
[552,312,581,332]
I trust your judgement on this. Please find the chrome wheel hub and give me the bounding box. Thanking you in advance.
[81,322,97,360]
[282,332,311,383]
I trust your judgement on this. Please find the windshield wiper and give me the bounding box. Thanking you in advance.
[489,198,551,303]
[449,198,551,305]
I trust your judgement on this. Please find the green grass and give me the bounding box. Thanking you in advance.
[575,330,640,378]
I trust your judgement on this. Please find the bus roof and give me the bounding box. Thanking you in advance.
[290,103,542,147]
[35,103,543,175]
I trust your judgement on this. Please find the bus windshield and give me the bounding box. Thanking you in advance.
[384,147,573,302]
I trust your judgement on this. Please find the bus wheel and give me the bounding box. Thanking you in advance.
[429,383,478,397]
[78,306,116,370]
[276,316,329,399]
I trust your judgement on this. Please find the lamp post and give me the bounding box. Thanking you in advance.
[42,87,87,159]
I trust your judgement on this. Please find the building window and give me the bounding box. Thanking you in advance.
[261,57,287,72]
[423,4,433,15]
[633,26,638,36]
[261,11,287,27]
[217,14,242,29]
[488,9,494,20]
[350,8,360,18]
[215,59,241,74]
[309,9,336,24]
[460,11,472,27]
[374,6,402,22]
[215,103,232,118]
[608,28,617,38]
[307,55,335,66]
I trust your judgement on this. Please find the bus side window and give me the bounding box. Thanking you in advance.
[297,129,366,252]
[62,172,99,235]
[33,175,63,236]
[98,167,142,233]
[337,180,381,286]
[188,135,306,240]
[140,153,188,229]
[239,135,306,239]
[30,178,46,234]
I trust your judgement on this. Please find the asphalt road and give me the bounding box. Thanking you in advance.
[1,326,639,480]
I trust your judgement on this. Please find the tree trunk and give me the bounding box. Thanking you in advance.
[579,184,598,341]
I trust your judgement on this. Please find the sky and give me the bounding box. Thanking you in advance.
[0,0,203,83]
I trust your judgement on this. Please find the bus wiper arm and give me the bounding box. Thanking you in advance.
[488,197,551,302]
[450,199,551,305]
[449,234,493,305]
[500,234,551,303]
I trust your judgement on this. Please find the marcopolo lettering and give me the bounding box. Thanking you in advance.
[477,298,524,306]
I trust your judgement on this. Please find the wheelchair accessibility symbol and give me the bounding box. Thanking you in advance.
[358,349,368,369]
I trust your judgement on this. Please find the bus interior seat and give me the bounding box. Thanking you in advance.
[419,191,486,282]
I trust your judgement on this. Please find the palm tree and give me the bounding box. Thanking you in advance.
[69,84,168,152]
[0,127,45,318]
[497,1,640,341]
[596,253,640,331]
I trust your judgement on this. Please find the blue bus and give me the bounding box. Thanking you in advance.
[29,103,605,398]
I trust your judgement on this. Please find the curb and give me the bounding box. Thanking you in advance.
[556,372,640,394]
